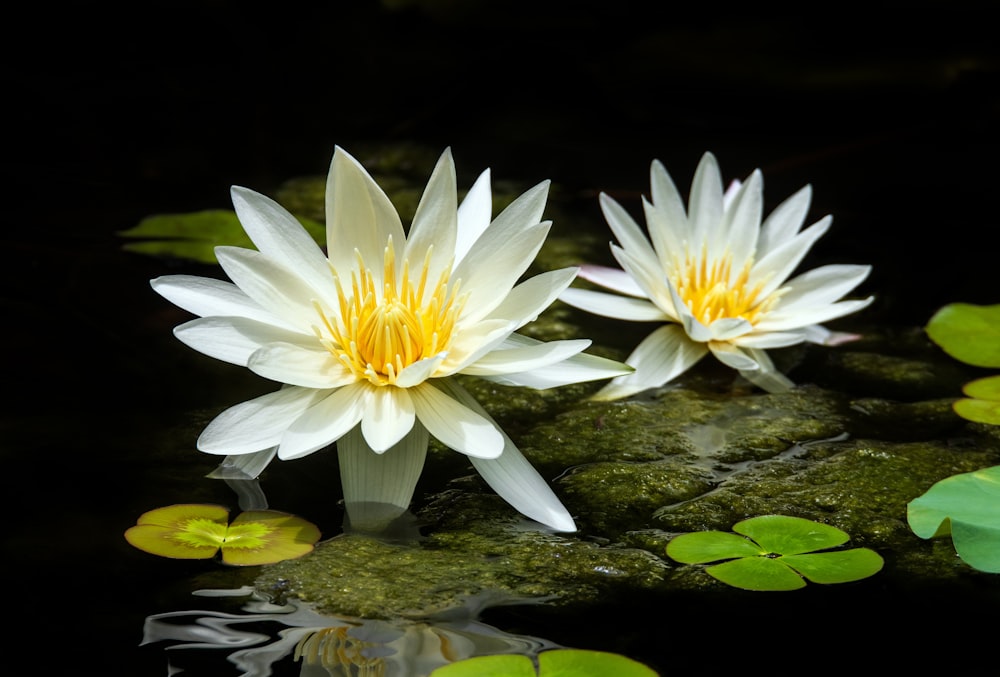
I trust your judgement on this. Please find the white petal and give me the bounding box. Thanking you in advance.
[737,348,794,393]
[151,275,291,327]
[395,352,448,387]
[454,168,492,263]
[216,246,328,328]
[755,297,874,332]
[337,424,428,533]
[360,386,416,453]
[707,317,753,341]
[719,169,762,266]
[610,243,674,312]
[485,180,550,241]
[248,342,355,389]
[435,378,576,532]
[480,334,634,389]
[198,386,323,455]
[559,287,667,321]
[647,159,689,264]
[486,267,578,329]
[403,149,458,282]
[409,381,504,459]
[708,341,759,370]
[205,449,277,480]
[757,184,812,257]
[599,193,660,276]
[279,383,369,459]
[667,283,712,342]
[461,338,593,376]
[750,216,832,299]
[731,330,808,349]
[803,324,863,346]
[591,324,707,401]
[229,186,335,298]
[441,319,518,373]
[325,146,405,275]
[454,222,551,322]
[576,264,647,298]
[174,316,314,365]
[773,264,872,312]
[687,152,725,245]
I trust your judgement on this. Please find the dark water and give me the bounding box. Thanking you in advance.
[5,2,999,674]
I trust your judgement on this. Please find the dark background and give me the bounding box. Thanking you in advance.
[4,1,999,673]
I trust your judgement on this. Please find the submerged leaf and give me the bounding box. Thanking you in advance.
[428,649,659,676]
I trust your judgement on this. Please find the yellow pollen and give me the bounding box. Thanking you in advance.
[671,246,775,326]
[315,237,463,387]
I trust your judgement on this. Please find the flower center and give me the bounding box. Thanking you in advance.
[316,237,463,386]
[672,247,775,326]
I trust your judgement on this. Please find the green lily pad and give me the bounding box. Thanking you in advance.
[665,515,883,591]
[925,303,1000,368]
[124,504,321,566]
[428,649,659,677]
[953,375,1000,425]
[118,209,325,264]
[907,465,1000,573]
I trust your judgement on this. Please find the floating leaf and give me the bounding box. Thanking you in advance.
[666,515,883,591]
[953,375,1000,425]
[119,209,325,264]
[925,303,1000,368]
[125,504,320,566]
[428,649,659,677]
[907,465,1000,573]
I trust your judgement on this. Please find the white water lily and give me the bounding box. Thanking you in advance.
[152,147,631,533]
[559,152,873,400]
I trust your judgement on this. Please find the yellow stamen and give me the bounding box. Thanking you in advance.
[315,237,464,387]
[671,245,776,325]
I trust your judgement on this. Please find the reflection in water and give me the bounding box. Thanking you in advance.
[143,586,560,676]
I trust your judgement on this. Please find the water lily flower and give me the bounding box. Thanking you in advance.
[151,147,630,533]
[559,152,873,400]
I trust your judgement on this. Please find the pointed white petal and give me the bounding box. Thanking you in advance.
[688,152,725,244]
[486,267,578,329]
[441,319,518,374]
[487,180,550,239]
[610,243,674,312]
[559,287,666,321]
[205,449,277,480]
[229,186,334,297]
[150,275,293,327]
[708,317,753,341]
[248,342,355,389]
[750,216,832,299]
[719,169,763,266]
[731,329,807,349]
[394,351,447,387]
[198,386,324,455]
[409,381,504,459]
[647,160,689,263]
[461,338,593,376]
[772,264,872,312]
[758,184,812,257]
[279,383,369,459]
[216,246,328,328]
[599,193,660,276]
[708,341,759,370]
[454,222,552,322]
[590,324,707,400]
[667,283,712,342]
[338,424,428,533]
[576,264,647,297]
[479,334,634,389]
[454,168,492,263]
[173,316,314,365]
[403,148,458,280]
[325,146,405,275]
[360,386,416,453]
[803,325,863,346]
[435,378,576,531]
[755,297,874,332]
[737,348,794,393]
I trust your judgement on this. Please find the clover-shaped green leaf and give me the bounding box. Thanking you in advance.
[665,515,884,591]
[907,465,1000,573]
[925,303,1000,368]
[124,504,321,566]
[428,649,659,677]
[119,209,325,264]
